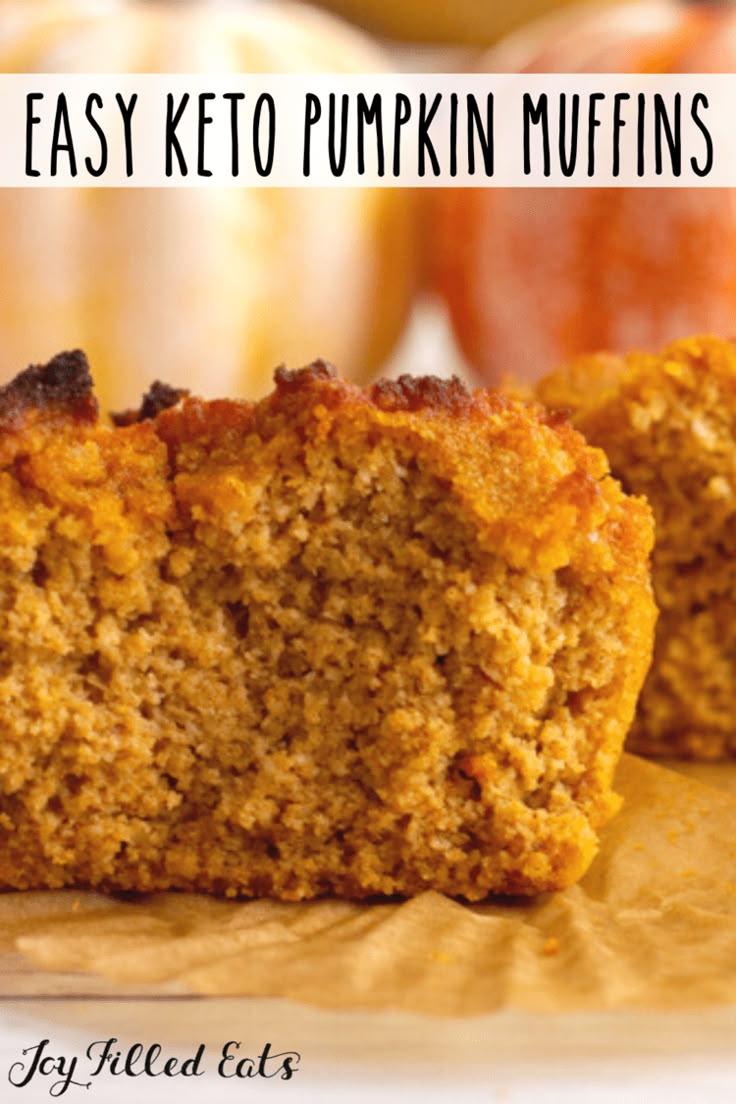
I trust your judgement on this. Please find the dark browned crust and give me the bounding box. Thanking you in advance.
[0,354,569,449]
[540,407,575,429]
[370,374,472,415]
[0,350,97,430]
[272,363,476,417]
[273,360,338,393]
[111,381,189,427]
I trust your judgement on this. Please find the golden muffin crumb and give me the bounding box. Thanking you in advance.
[0,352,655,898]
[538,334,736,760]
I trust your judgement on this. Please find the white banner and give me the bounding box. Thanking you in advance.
[0,73,727,187]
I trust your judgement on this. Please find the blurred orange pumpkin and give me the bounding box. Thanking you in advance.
[432,1,736,384]
[0,0,418,409]
[309,0,628,47]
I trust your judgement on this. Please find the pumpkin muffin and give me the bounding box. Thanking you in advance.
[0,351,655,899]
[537,334,736,759]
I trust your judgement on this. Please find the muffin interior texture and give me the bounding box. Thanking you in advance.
[0,358,655,897]
[538,336,736,758]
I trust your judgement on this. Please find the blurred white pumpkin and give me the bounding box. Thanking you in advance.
[0,0,418,408]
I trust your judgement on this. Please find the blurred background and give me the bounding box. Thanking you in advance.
[0,0,731,408]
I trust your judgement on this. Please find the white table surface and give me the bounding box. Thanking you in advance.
[3,992,736,1103]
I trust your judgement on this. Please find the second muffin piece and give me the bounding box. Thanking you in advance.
[538,334,736,759]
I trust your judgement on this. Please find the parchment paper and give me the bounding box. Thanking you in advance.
[2,754,736,1017]
[664,759,736,797]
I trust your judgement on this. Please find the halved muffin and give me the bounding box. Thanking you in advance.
[0,352,655,896]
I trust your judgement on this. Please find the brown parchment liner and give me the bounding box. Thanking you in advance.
[2,754,736,1017]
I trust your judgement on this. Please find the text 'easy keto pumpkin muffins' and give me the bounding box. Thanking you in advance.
[0,352,655,898]
[538,334,736,759]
